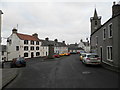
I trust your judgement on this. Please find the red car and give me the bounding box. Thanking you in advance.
[53,54,60,58]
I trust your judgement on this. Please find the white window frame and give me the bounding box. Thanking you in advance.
[103,27,106,40]
[108,23,113,38]
[107,46,113,62]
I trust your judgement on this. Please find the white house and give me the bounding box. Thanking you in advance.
[7,28,42,61]
[78,39,90,53]
[7,28,68,61]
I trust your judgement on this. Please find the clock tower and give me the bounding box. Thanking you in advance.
[90,8,101,34]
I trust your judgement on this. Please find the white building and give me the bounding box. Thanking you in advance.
[78,39,90,53]
[7,28,42,61]
[7,28,68,61]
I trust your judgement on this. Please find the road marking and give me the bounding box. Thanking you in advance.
[82,71,91,74]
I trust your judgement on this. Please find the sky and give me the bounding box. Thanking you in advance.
[0,0,119,45]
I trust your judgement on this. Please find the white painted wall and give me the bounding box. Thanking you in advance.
[7,34,21,61]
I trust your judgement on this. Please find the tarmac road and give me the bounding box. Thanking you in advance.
[3,54,119,88]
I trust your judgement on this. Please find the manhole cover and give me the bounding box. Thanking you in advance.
[82,71,91,74]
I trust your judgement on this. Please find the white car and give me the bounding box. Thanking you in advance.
[82,53,101,65]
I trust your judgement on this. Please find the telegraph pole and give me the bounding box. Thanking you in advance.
[0,10,3,62]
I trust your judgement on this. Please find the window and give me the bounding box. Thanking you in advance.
[36,47,39,50]
[36,41,39,45]
[96,36,98,45]
[31,46,34,50]
[36,52,40,56]
[24,53,28,57]
[95,21,97,25]
[2,51,4,55]
[24,40,28,44]
[107,46,113,61]
[103,27,106,40]
[24,46,28,51]
[16,46,19,51]
[108,23,113,38]
[31,40,34,45]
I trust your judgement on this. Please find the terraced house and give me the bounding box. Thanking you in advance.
[90,2,120,70]
[7,28,68,61]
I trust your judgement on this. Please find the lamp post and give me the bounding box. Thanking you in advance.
[0,10,3,63]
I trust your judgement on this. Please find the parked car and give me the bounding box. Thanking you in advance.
[80,53,87,61]
[64,53,70,56]
[10,57,26,68]
[59,53,65,56]
[53,54,60,58]
[70,52,77,54]
[82,53,101,65]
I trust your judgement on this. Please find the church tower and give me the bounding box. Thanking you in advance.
[90,8,101,34]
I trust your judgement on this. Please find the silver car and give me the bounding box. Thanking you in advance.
[82,53,101,65]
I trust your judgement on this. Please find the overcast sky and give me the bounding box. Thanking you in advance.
[0,0,119,45]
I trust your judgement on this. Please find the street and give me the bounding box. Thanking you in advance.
[3,54,119,88]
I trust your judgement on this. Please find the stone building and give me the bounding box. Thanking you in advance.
[90,2,120,71]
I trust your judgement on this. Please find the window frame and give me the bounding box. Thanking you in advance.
[107,46,113,61]
[24,40,29,44]
[16,46,19,51]
[108,23,113,38]
[24,53,28,57]
[103,27,106,40]
[24,46,29,51]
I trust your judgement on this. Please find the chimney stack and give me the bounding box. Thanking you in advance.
[45,37,49,41]
[12,28,17,33]
[32,33,38,38]
[112,1,120,17]
[62,41,65,44]
[54,39,58,42]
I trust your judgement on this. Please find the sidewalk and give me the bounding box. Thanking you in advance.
[0,62,19,89]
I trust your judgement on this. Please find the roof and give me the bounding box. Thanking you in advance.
[41,40,67,47]
[16,33,40,41]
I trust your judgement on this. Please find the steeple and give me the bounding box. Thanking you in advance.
[93,8,98,19]
[90,8,101,34]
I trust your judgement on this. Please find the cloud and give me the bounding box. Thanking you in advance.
[1,0,115,44]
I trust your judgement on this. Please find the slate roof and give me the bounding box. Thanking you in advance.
[41,40,67,47]
[68,44,83,50]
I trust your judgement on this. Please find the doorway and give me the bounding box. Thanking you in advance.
[31,52,34,58]
[100,47,103,62]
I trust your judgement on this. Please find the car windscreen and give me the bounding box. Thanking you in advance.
[87,55,99,58]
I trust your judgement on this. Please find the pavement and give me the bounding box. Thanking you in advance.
[0,62,19,90]
[0,57,47,89]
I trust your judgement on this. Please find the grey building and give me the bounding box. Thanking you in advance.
[68,43,84,53]
[90,2,120,70]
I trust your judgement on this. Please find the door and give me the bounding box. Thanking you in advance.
[31,52,34,58]
[100,47,103,62]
